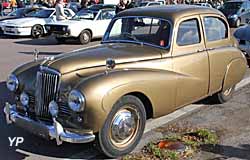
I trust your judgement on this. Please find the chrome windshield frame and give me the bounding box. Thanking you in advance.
[102,16,173,50]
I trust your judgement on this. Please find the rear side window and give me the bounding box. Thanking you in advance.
[204,17,228,42]
[177,19,201,46]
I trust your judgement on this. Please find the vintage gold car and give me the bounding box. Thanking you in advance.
[4,5,247,157]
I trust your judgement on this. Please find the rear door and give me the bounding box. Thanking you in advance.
[200,14,232,94]
[172,15,209,107]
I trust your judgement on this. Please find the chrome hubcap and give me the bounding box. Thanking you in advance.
[83,33,89,41]
[110,107,139,148]
[33,26,42,36]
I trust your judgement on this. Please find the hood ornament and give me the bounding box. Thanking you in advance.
[33,49,39,61]
[105,58,116,74]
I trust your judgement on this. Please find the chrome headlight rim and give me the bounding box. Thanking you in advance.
[68,90,85,112]
[6,74,19,92]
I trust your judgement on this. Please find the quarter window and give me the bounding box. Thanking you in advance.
[177,19,201,46]
[204,17,228,42]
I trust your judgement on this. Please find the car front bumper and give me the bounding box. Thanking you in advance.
[3,27,31,36]
[3,102,95,145]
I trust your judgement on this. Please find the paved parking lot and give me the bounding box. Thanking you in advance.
[0,34,249,160]
[0,36,103,159]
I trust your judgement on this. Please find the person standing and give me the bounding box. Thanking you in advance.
[0,1,3,17]
[10,0,17,11]
[80,0,88,9]
[116,0,126,14]
[55,0,67,21]
[126,0,135,9]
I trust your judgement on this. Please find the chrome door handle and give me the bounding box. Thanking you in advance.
[207,48,215,51]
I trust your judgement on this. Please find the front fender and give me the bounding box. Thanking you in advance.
[75,69,178,133]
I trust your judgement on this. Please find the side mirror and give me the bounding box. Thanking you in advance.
[241,9,245,13]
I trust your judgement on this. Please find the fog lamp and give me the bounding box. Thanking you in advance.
[49,101,59,117]
[20,92,29,106]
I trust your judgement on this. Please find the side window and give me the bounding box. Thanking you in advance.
[177,19,201,46]
[204,17,228,42]
[98,10,115,20]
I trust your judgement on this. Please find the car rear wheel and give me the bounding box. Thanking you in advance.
[31,25,44,39]
[79,30,91,45]
[212,85,235,104]
[97,95,146,158]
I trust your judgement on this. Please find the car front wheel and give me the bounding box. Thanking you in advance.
[79,30,91,45]
[31,25,44,39]
[97,95,146,158]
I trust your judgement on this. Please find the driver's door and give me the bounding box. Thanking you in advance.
[94,10,115,37]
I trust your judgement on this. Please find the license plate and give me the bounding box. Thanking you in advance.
[5,28,13,32]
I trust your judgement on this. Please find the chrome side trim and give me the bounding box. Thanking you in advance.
[4,102,95,144]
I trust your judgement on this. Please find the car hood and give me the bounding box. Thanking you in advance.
[42,43,164,74]
[2,17,42,26]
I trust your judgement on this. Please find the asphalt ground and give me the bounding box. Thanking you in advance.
[0,33,249,160]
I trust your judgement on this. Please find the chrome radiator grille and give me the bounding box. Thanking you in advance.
[35,71,60,118]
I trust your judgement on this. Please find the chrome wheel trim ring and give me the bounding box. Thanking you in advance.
[109,106,140,148]
[223,87,233,97]
[83,33,89,42]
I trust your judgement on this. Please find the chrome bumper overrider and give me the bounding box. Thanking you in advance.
[3,102,95,145]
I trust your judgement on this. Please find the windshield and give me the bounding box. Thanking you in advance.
[8,8,25,17]
[223,2,243,10]
[26,9,54,18]
[103,17,171,48]
[72,9,98,20]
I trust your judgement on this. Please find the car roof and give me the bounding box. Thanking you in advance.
[116,5,223,22]
[227,0,247,2]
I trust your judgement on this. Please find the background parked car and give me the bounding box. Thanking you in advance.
[194,3,212,8]
[66,2,81,13]
[138,1,162,7]
[0,8,75,38]
[45,4,115,44]
[234,24,250,67]
[219,0,250,27]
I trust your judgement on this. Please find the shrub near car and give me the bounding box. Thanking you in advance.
[45,4,116,44]
[4,5,247,158]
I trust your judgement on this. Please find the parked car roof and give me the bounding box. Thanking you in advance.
[116,5,223,22]
[88,4,116,10]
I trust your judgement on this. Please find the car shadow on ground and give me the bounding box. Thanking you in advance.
[201,144,250,159]
[0,81,107,159]
[18,51,62,56]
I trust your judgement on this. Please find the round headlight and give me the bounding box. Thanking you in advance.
[20,92,29,106]
[49,101,59,117]
[6,74,19,92]
[68,90,85,112]
[62,27,67,32]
